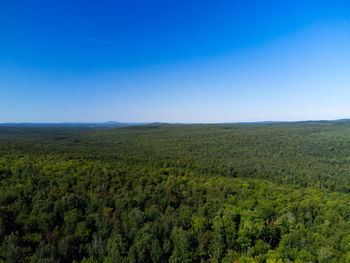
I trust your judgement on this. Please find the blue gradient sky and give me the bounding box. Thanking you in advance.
[1,0,350,123]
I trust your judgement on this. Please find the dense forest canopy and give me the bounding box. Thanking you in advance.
[1,121,350,262]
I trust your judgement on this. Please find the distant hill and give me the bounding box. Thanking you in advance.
[1,119,350,128]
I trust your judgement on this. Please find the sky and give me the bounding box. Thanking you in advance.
[1,0,350,123]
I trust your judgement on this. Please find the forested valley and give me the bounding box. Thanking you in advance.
[2,121,350,262]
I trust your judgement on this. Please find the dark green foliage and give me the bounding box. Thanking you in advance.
[1,121,350,262]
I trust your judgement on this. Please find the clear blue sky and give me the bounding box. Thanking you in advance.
[1,0,350,123]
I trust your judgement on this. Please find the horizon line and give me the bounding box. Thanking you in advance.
[1,118,350,125]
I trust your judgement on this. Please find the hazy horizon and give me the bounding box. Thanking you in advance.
[2,1,350,123]
[1,117,350,125]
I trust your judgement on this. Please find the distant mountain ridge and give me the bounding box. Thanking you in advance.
[1,119,350,127]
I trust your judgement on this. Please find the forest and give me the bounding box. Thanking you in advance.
[1,121,350,262]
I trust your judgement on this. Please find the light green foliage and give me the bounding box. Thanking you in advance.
[1,122,350,261]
